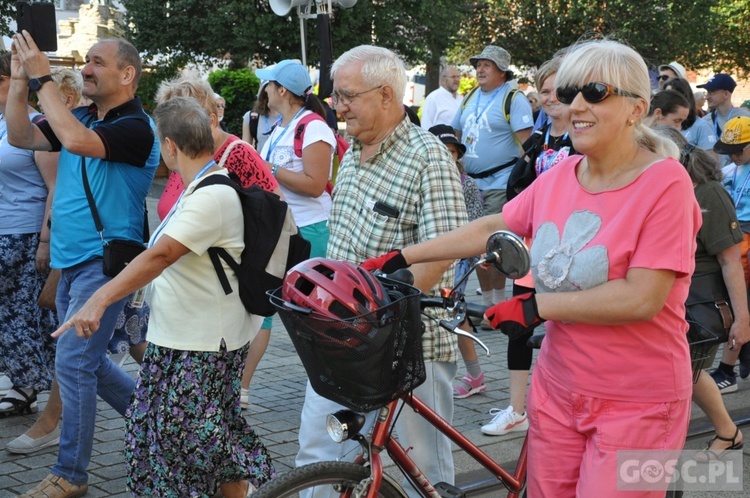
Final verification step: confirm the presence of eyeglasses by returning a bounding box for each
[331,85,383,107]
[657,75,670,82]
[556,82,640,105]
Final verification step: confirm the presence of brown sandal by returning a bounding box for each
[17,474,88,498]
[694,427,744,462]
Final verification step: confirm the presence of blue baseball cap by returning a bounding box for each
[697,74,737,92]
[255,60,312,97]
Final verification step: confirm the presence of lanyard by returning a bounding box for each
[715,106,735,138]
[264,114,281,134]
[264,107,305,161]
[730,164,750,208]
[474,86,503,118]
[150,159,216,247]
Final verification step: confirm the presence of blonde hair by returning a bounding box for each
[51,67,83,104]
[534,57,562,90]
[556,39,679,159]
[155,70,219,117]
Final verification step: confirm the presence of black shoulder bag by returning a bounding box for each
[81,156,147,277]
[506,128,545,201]
[685,271,733,378]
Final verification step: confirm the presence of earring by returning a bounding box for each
[627,119,635,126]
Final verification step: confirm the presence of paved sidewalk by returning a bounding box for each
[1,178,748,496]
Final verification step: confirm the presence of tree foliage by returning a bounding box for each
[450,0,749,76]
[208,67,259,135]
[0,0,24,41]
[119,0,472,76]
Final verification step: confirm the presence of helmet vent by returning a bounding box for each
[329,300,358,320]
[295,277,316,296]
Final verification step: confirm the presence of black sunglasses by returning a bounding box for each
[556,82,640,105]
[657,74,670,81]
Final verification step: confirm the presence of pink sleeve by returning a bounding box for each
[157,171,185,221]
[627,162,701,277]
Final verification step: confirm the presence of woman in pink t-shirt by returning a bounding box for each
[363,39,702,497]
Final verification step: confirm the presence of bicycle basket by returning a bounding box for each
[269,277,426,411]
[686,321,721,384]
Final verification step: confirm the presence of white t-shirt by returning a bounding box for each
[147,169,262,352]
[260,109,335,227]
[420,86,461,130]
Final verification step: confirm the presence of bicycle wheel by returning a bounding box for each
[251,461,408,498]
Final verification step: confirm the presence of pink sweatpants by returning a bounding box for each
[525,367,690,498]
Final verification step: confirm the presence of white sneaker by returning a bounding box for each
[481,405,529,436]
[240,388,250,410]
[0,373,11,398]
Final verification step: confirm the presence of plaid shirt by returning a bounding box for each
[328,116,468,363]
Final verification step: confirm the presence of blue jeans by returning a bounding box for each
[52,260,135,485]
[296,360,457,498]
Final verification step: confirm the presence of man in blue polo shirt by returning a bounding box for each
[7,33,159,498]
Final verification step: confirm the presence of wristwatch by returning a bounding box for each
[28,75,53,91]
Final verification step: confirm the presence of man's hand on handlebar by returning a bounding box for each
[361,249,409,274]
[485,293,545,340]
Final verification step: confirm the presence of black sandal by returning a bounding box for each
[0,387,38,417]
[694,427,744,462]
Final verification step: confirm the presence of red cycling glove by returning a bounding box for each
[485,293,544,340]
[360,249,409,274]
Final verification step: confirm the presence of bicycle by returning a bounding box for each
[253,230,532,498]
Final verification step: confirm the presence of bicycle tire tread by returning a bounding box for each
[251,461,407,497]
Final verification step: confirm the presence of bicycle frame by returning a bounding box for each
[350,393,528,498]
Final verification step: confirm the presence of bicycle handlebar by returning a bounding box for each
[421,298,491,357]
[381,269,492,356]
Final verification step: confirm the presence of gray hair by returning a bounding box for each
[440,66,458,79]
[652,125,722,184]
[97,39,142,89]
[556,39,679,159]
[331,45,407,102]
[153,97,214,159]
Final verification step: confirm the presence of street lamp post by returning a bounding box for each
[269,0,357,67]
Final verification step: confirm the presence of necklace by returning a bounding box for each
[581,153,641,192]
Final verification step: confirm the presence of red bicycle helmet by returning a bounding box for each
[282,258,391,320]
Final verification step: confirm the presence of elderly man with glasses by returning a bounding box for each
[294,45,468,498]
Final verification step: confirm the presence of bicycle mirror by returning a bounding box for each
[485,230,530,280]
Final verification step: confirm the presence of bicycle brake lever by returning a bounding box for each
[439,318,491,357]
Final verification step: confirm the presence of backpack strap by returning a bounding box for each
[195,174,242,295]
[506,89,526,150]
[294,112,326,157]
[217,138,250,168]
[503,89,519,122]
[249,112,259,143]
[460,86,479,111]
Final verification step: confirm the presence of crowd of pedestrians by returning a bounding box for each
[1,24,749,498]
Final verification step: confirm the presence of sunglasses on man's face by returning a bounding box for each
[556,82,640,105]
[657,74,671,82]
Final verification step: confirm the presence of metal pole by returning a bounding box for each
[299,14,307,66]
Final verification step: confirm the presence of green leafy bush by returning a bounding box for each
[208,68,260,136]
